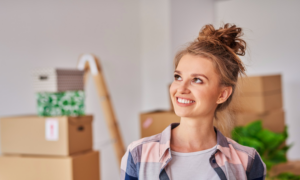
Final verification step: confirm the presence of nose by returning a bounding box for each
[177,80,191,94]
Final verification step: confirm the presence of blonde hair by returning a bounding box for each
[174,23,247,136]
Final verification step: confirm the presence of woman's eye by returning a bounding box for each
[174,74,182,81]
[193,78,202,83]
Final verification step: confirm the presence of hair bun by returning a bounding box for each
[198,23,246,56]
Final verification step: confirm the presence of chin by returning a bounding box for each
[174,108,194,118]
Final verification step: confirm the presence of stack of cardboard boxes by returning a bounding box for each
[0,68,100,180]
[231,74,300,176]
[231,74,285,133]
[0,116,100,180]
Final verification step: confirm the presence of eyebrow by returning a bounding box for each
[174,70,209,81]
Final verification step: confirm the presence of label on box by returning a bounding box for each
[143,117,153,129]
[45,118,59,141]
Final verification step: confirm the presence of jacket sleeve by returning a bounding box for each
[247,150,267,180]
[120,144,138,180]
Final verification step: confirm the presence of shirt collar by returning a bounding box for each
[158,122,232,161]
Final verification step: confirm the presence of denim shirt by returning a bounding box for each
[120,123,266,180]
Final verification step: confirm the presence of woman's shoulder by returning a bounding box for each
[225,137,266,176]
[126,133,162,154]
[226,136,258,158]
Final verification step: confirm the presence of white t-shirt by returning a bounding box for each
[168,145,220,180]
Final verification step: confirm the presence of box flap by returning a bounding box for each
[237,74,282,94]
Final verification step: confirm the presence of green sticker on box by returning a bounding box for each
[36,91,85,116]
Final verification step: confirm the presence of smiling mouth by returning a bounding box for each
[176,97,195,105]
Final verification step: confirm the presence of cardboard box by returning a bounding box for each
[0,151,100,180]
[140,111,180,138]
[32,68,84,93]
[270,160,300,176]
[0,115,93,156]
[234,108,285,133]
[237,74,282,94]
[230,74,282,113]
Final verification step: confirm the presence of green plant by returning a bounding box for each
[231,120,294,179]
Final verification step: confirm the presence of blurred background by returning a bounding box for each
[0,0,299,179]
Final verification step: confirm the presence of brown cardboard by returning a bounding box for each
[234,108,285,133]
[269,160,300,176]
[0,151,100,180]
[231,74,283,113]
[0,115,93,156]
[140,111,180,138]
[237,74,282,94]
[231,91,283,113]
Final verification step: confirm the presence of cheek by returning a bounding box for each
[193,86,219,102]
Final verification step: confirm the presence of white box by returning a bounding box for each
[33,68,84,92]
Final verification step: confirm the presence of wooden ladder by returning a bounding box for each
[78,54,125,165]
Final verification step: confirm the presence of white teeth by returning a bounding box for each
[177,98,194,104]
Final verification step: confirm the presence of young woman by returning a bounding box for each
[120,23,266,180]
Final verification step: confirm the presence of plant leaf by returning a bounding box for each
[243,120,263,137]
[237,136,265,155]
[256,129,285,150]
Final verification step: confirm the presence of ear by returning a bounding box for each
[216,86,232,104]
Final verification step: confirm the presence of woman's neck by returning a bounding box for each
[170,116,217,153]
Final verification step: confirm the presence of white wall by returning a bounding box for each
[140,0,172,112]
[0,1,141,180]
[215,0,300,160]
[171,0,214,58]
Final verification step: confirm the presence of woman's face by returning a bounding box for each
[170,54,229,118]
